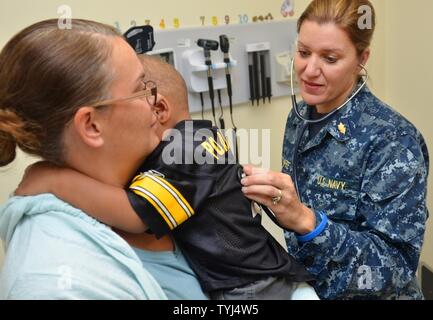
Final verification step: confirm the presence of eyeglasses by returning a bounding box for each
[89,80,157,108]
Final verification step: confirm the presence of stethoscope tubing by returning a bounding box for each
[289,57,368,196]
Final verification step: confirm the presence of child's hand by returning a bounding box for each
[15,161,62,196]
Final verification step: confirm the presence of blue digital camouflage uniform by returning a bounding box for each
[282,83,429,300]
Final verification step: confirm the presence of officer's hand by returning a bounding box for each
[241,165,316,235]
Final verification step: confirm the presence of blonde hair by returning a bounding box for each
[0,19,121,166]
[298,0,376,55]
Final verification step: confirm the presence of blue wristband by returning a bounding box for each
[296,211,328,242]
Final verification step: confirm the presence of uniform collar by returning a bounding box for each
[290,82,370,143]
[328,83,370,141]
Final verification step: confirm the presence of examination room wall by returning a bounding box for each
[0,0,431,285]
[383,0,433,272]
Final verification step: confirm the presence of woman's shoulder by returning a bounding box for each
[358,90,428,168]
[0,194,167,300]
[1,194,117,258]
[1,194,109,242]
[0,194,129,270]
[360,90,422,140]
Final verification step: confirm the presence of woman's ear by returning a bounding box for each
[359,48,371,69]
[73,107,105,148]
[152,94,171,125]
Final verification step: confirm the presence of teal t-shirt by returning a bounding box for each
[134,246,208,300]
[0,194,207,299]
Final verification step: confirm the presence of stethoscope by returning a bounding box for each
[289,57,369,197]
[253,58,369,229]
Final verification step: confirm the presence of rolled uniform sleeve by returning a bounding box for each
[286,133,428,299]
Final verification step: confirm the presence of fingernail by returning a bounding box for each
[241,178,246,185]
[241,187,247,193]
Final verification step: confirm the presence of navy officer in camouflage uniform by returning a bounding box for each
[241,0,429,299]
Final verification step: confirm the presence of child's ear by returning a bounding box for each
[152,94,171,125]
[73,107,105,148]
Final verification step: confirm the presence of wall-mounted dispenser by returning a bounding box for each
[275,51,291,84]
[275,51,299,90]
[246,42,272,106]
[147,48,176,67]
[182,48,237,94]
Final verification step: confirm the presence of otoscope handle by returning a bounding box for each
[204,50,212,66]
[207,74,215,109]
[225,73,233,97]
[207,74,216,125]
[220,118,225,130]
[208,75,214,98]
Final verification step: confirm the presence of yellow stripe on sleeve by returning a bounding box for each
[129,173,195,229]
[129,186,175,230]
[152,175,194,216]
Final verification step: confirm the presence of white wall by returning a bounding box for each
[383,0,433,270]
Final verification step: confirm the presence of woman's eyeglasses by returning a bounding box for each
[89,80,157,108]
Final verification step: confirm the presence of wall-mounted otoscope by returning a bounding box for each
[220,34,238,162]
[197,39,219,126]
[220,35,232,111]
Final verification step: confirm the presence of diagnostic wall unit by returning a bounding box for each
[148,20,298,114]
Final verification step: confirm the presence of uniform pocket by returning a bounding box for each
[307,174,361,221]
